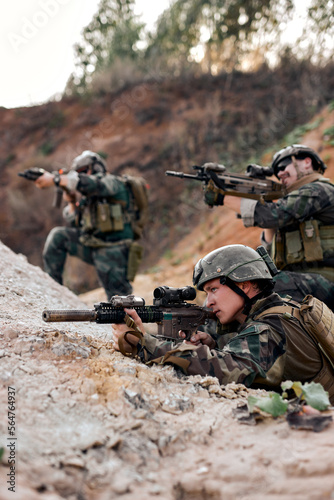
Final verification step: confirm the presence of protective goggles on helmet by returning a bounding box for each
[275,156,292,173]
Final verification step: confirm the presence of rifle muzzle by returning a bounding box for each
[42,310,97,322]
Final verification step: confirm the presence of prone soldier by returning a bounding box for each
[112,244,334,404]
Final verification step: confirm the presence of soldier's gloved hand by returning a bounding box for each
[246,164,274,179]
[203,181,225,207]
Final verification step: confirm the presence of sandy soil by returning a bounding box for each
[0,240,334,500]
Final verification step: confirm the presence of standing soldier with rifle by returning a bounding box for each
[32,150,148,299]
[167,145,334,310]
[219,145,334,310]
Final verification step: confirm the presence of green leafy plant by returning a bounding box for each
[281,381,330,411]
[248,380,330,417]
[248,381,330,418]
[323,125,334,145]
[248,392,289,417]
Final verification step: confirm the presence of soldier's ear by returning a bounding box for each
[306,157,314,169]
[301,157,314,174]
[239,281,253,293]
[237,281,247,291]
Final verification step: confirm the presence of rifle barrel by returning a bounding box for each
[42,310,97,322]
[165,171,200,180]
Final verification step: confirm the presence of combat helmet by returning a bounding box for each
[193,245,277,313]
[71,150,107,174]
[271,144,326,177]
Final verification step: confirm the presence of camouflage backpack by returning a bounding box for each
[255,295,334,367]
[255,294,334,401]
[123,175,149,240]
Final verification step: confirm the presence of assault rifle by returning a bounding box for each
[42,285,216,341]
[18,167,69,208]
[166,163,284,205]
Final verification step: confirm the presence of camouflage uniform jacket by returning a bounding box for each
[240,177,334,230]
[137,293,329,394]
[64,172,134,242]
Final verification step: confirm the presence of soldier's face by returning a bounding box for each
[277,157,313,187]
[277,161,298,187]
[204,278,245,324]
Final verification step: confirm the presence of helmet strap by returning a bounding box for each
[220,277,274,316]
[291,155,304,180]
[220,276,251,314]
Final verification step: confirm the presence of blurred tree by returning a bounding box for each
[66,0,144,94]
[303,0,334,62]
[66,0,334,96]
[308,0,334,36]
[145,0,294,74]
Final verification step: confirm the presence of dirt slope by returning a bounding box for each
[0,239,334,500]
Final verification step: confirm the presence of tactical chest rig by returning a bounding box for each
[76,175,148,281]
[80,196,127,235]
[78,174,148,239]
[272,176,334,274]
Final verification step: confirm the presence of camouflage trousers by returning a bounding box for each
[42,226,133,299]
[273,270,334,311]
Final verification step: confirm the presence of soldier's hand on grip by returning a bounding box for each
[203,180,225,207]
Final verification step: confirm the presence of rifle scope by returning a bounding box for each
[153,285,196,304]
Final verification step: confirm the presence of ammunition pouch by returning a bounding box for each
[127,241,143,281]
[284,230,303,265]
[272,221,334,269]
[81,201,125,235]
[96,202,124,232]
[300,220,323,262]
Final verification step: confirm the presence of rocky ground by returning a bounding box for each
[0,239,334,500]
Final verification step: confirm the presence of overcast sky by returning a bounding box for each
[1,0,310,110]
[0,0,170,109]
